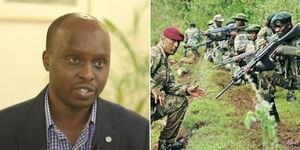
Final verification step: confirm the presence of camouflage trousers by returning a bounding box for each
[151,94,188,144]
[257,71,300,121]
[258,71,300,99]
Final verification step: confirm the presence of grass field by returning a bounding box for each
[151,47,300,149]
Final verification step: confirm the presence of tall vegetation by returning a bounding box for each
[103,2,149,117]
[152,0,300,45]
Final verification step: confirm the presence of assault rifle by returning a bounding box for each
[202,25,247,35]
[212,50,257,69]
[215,23,300,99]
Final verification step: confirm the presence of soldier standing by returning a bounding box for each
[253,12,300,122]
[151,26,206,150]
[183,23,201,59]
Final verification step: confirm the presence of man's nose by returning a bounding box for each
[275,27,280,32]
[78,63,95,81]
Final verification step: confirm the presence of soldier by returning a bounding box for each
[257,13,297,101]
[183,23,201,59]
[257,13,277,44]
[232,13,249,53]
[225,13,248,78]
[237,25,262,62]
[208,20,214,27]
[203,14,225,62]
[151,26,206,150]
[253,12,300,122]
[231,25,261,86]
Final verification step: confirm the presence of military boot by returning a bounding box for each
[168,138,185,150]
[286,90,297,101]
[157,140,168,150]
[266,98,280,123]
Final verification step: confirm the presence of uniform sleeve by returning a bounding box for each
[278,45,300,56]
[234,34,248,54]
[257,27,267,40]
[164,74,190,96]
[150,49,161,89]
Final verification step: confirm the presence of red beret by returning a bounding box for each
[162,26,184,41]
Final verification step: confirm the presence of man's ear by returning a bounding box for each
[160,36,166,44]
[42,50,50,71]
[288,22,292,28]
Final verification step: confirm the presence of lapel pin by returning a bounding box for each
[105,136,112,143]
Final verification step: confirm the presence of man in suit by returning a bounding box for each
[0,13,149,150]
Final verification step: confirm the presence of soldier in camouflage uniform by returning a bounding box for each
[253,12,300,122]
[208,20,214,27]
[203,14,225,62]
[231,25,261,86]
[183,23,201,59]
[257,13,276,44]
[151,26,206,150]
[257,13,297,101]
[225,13,248,81]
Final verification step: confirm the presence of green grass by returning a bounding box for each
[151,0,300,148]
[276,88,300,131]
[181,52,259,149]
[151,49,261,149]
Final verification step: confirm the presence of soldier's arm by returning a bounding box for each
[234,34,248,54]
[276,45,300,56]
[165,74,190,96]
[150,49,161,89]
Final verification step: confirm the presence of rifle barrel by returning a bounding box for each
[215,81,234,99]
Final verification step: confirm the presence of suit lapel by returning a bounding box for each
[17,87,48,150]
[92,98,120,150]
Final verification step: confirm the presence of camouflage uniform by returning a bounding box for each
[223,13,248,72]
[256,35,300,121]
[257,21,298,101]
[204,15,225,62]
[151,44,190,146]
[257,26,274,43]
[183,26,200,57]
[255,13,300,122]
[233,25,261,86]
[205,23,225,62]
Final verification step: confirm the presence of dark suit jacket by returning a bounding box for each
[0,87,149,150]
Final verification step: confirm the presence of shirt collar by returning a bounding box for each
[157,43,167,59]
[44,87,97,130]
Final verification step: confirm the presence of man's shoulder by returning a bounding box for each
[151,45,163,59]
[258,27,268,36]
[98,98,148,125]
[0,99,35,122]
[0,98,36,145]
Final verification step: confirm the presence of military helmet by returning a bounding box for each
[208,20,214,25]
[232,13,248,22]
[245,24,261,33]
[266,13,277,22]
[213,14,224,22]
[271,12,292,26]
